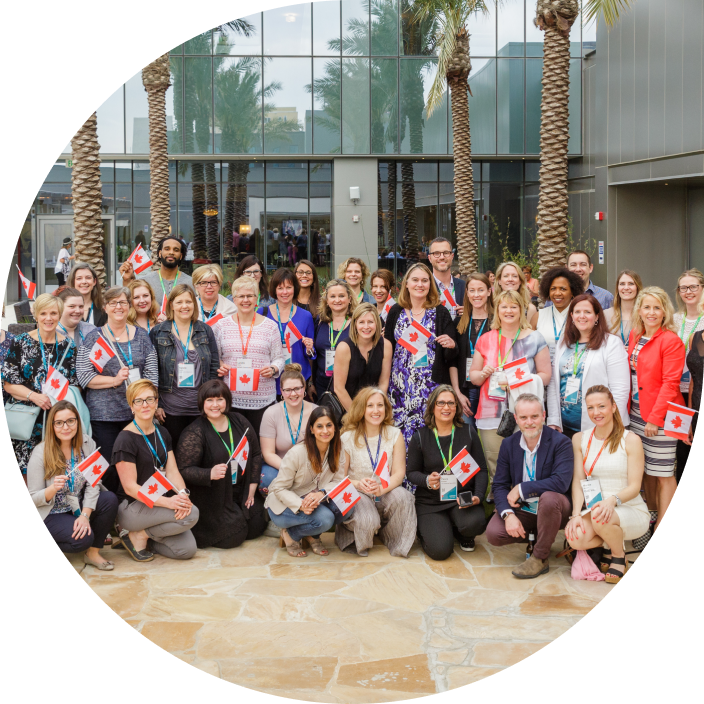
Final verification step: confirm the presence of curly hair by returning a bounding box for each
[337,257,370,285]
[538,267,584,303]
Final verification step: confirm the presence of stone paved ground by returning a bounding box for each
[69,532,616,701]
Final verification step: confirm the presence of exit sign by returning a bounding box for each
[65,159,73,168]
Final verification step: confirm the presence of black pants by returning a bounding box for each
[91,420,129,493]
[162,413,198,451]
[211,501,268,549]
[44,491,119,552]
[417,504,486,561]
[56,272,66,286]
[237,403,274,436]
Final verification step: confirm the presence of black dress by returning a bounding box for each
[175,412,267,548]
[678,330,704,482]
[452,317,491,395]
[339,337,385,399]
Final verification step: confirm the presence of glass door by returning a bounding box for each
[37,217,74,293]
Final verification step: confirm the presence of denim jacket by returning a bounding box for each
[149,320,220,394]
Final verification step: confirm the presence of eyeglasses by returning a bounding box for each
[297,270,313,278]
[53,418,77,429]
[235,294,257,301]
[429,250,453,258]
[282,386,305,395]
[197,280,219,288]
[243,269,262,277]
[679,285,701,293]
[133,396,157,407]
[435,400,457,408]
[106,301,129,309]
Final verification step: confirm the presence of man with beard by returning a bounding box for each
[427,237,464,320]
[486,393,573,579]
[119,237,194,305]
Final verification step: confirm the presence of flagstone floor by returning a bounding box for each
[70,532,615,701]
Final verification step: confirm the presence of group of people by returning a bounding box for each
[6,234,700,582]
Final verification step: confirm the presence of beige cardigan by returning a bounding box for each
[265,443,346,515]
[27,435,102,521]
[197,294,237,322]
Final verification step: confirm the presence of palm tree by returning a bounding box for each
[534,0,632,274]
[71,113,105,285]
[413,0,489,275]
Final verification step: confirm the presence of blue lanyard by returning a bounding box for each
[552,308,566,344]
[363,432,382,470]
[172,321,193,357]
[276,302,295,344]
[132,420,168,469]
[67,448,76,493]
[524,451,537,482]
[620,319,627,345]
[58,323,84,346]
[85,302,94,324]
[468,316,487,356]
[38,332,57,373]
[283,402,304,445]
[199,299,217,321]
[107,325,133,367]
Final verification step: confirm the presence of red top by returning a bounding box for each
[627,327,685,426]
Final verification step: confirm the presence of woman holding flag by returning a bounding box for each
[3,294,78,475]
[127,280,161,332]
[407,386,488,558]
[113,379,198,562]
[68,263,107,326]
[336,388,414,557]
[176,379,266,549]
[192,264,237,323]
[494,262,538,321]
[27,400,118,569]
[76,287,158,493]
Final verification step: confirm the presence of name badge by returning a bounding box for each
[631,374,639,401]
[239,358,252,368]
[283,347,292,366]
[127,366,141,385]
[681,370,691,384]
[466,355,473,382]
[564,376,581,405]
[580,478,603,510]
[488,371,507,400]
[413,347,429,368]
[231,460,238,485]
[440,474,458,501]
[177,362,195,388]
[521,497,539,515]
[325,349,335,376]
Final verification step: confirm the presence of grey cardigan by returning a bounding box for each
[28,435,101,521]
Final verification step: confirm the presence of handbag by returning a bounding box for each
[318,374,344,425]
[4,401,41,441]
[496,408,516,438]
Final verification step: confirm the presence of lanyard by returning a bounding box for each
[433,427,455,471]
[210,418,234,457]
[329,319,348,350]
[158,270,179,298]
[85,302,94,324]
[107,324,133,367]
[38,332,57,373]
[363,431,383,471]
[356,290,364,302]
[552,308,566,344]
[572,342,587,377]
[468,316,487,356]
[496,328,521,369]
[58,322,84,346]
[619,319,627,345]
[199,299,217,321]
[679,315,703,352]
[132,420,168,469]
[172,321,193,357]
[524,450,537,482]
[67,447,76,493]
[276,302,295,344]
[582,428,608,478]
[284,402,304,445]
[236,313,255,357]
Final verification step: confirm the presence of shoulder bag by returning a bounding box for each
[318,373,345,426]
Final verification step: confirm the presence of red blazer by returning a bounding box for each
[627,328,685,426]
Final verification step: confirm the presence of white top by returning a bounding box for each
[55,248,70,274]
[197,294,237,323]
[341,426,401,483]
[536,306,568,362]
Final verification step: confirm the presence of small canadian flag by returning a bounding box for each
[327,476,361,516]
[137,471,174,508]
[373,451,390,489]
[76,449,110,487]
[16,265,36,299]
[160,293,168,317]
[127,244,152,275]
[398,319,433,355]
[206,313,225,327]
[285,320,303,347]
[229,368,260,392]
[664,402,696,441]
[442,288,457,310]
[381,296,394,321]
[504,357,531,390]
[231,431,249,473]
[42,365,69,401]
[446,446,481,486]
[89,337,116,372]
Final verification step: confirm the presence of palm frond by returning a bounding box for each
[583,0,633,28]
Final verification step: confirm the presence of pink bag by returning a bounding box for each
[571,549,605,581]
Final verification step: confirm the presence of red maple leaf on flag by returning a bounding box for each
[409,331,418,342]
[134,254,142,263]
[92,465,102,476]
[285,332,291,346]
[460,462,470,475]
[240,374,251,384]
[51,378,60,389]
[94,349,102,360]
[147,483,158,495]
[671,415,683,429]
[242,450,248,461]
[514,368,525,380]
[343,491,352,504]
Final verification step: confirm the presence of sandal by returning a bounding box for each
[121,533,154,562]
[557,539,576,565]
[303,536,329,556]
[600,547,613,573]
[279,529,306,558]
[605,556,628,584]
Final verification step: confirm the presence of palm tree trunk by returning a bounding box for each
[387,161,397,267]
[142,53,172,265]
[205,162,220,262]
[401,162,419,261]
[191,163,207,259]
[71,112,105,286]
[535,1,579,275]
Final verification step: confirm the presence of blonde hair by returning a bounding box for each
[34,293,62,318]
[491,290,530,331]
[127,280,159,327]
[318,279,358,323]
[280,363,306,388]
[631,286,676,335]
[126,379,158,406]
[192,263,224,288]
[397,263,440,310]
[495,262,531,309]
[231,275,259,299]
[348,303,382,347]
[43,401,83,479]
[609,269,643,336]
[337,257,370,285]
[167,283,199,322]
[675,268,704,314]
[584,385,626,455]
[341,388,394,448]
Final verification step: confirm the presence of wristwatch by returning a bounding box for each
[81,511,90,519]
[178,488,191,496]
[614,494,622,507]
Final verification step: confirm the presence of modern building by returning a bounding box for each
[6,0,702,304]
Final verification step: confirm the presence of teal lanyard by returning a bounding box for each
[433,427,455,472]
[468,316,487,356]
[276,302,294,345]
[210,418,234,457]
[132,421,168,469]
[67,448,76,493]
[84,302,94,324]
[58,323,84,345]
[284,402,304,445]
[199,299,216,321]
[107,325,133,367]
[172,321,193,357]
[38,332,57,373]
[524,450,537,482]
[619,319,626,345]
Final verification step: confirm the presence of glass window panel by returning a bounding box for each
[266,162,309,181]
[264,4,312,56]
[523,182,539,246]
[115,162,132,183]
[310,161,333,180]
[46,163,73,182]
[525,58,542,153]
[525,160,540,181]
[168,57,181,153]
[379,162,389,181]
[497,58,524,154]
[185,30,212,55]
[100,161,115,183]
[133,162,150,182]
[483,161,522,181]
[96,85,125,153]
[438,182,457,251]
[222,161,265,181]
[313,58,341,154]
[222,180,266,275]
[400,0,438,56]
[483,182,522,270]
[116,184,132,209]
[266,183,309,268]
[309,185,332,275]
[396,162,437,180]
[116,214,132,268]
[342,58,370,153]
[263,58,312,154]
[371,58,398,154]
[439,162,452,180]
[467,4,496,56]
[125,70,149,154]
[342,0,369,56]
[526,7,543,57]
[170,44,183,55]
[214,56,263,154]
[582,10,596,55]
[568,58,581,154]
[310,183,332,198]
[184,57,213,154]
[497,0,525,56]
[413,182,438,252]
[214,14,262,55]
[101,184,115,214]
[400,59,447,154]
[313,1,340,55]
[176,180,219,264]
[37,184,73,214]
[371,0,398,56]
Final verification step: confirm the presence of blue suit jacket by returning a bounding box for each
[452,276,465,306]
[493,426,574,517]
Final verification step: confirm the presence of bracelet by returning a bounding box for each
[27,391,33,401]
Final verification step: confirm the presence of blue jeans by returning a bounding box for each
[259,463,279,497]
[267,504,337,542]
[462,387,480,430]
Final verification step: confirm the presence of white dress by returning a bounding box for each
[579,430,649,540]
[536,305,568,364]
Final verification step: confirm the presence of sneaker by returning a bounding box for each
[459,537,475,552]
